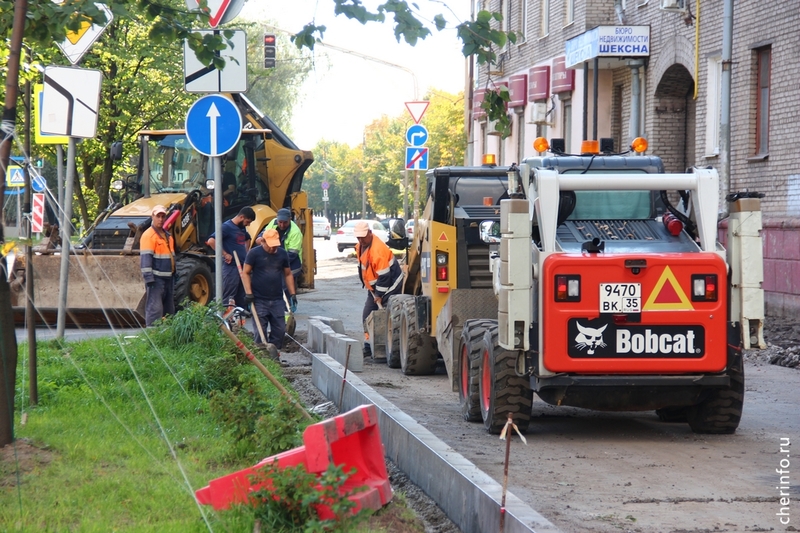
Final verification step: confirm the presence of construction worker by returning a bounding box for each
[354,220,404,357]
[205,206,255,308]
[140,205,175,326]
[241,228,298,348]
[261,208,303,281]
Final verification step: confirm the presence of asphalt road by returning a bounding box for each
[304,237,800,533]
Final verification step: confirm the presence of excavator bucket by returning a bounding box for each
[13,253,147,327]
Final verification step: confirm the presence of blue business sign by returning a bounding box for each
[185,94,242,157]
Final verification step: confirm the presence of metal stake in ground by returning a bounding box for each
[498,412,528,532]
[338,344,351,412]
[217,316,312,421]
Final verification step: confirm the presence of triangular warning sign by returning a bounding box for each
[405,101,430,124]
[643,266,694,311]
[438,232,448,241]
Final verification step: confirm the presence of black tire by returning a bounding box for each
[386,295,412,369]
[686,342,745,434]
[478,322,532,434]
[174,257,213,309]
[337,244,345,252]
[656,406,688,422]
[459,320,492,422]
[324,236,330,241]
[398,297,438,375]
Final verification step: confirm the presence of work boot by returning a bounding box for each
[363,343,372,359]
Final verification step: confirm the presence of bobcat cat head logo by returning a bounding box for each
[575,322,608,355]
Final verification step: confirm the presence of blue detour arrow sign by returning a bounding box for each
[185,94,242,157]
[406,124,429,147]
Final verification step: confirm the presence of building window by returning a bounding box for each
[755,46,770,156]
[520,0,528,43]
[516,110,526,162]
[705,55,722,156]
[565,0,574,25]
[540,0,549,38]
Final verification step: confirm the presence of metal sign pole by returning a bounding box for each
[56,136,76,339]
[214,156,223,304]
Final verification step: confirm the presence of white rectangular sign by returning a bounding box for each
[184,29,248,93]
[565,25,650,68]
[41,66,103,138]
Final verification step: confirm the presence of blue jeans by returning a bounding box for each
[145,276,175,327]
[252,298,286,348]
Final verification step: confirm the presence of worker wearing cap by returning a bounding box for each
[140,205,176,326]
[355,220,404,357]
[241,228,297,348]
[205,206,255,308]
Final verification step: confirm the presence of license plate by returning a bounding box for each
[600,283,641,313]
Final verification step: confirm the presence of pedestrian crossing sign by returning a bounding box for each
[5,165,24,188]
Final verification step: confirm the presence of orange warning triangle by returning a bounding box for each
[438,232,448,241]
[643,266,694,311]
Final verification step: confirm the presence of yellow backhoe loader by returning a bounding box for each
[11,93,315,327]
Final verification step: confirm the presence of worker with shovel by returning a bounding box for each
[205,206,255,308]
[354,220,404,358]
[241,228,297,349]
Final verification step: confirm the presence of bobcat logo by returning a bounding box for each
[575,322,608,355]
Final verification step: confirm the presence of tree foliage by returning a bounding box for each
[306,90,465,220]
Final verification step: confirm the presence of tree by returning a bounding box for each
[0,0,513,447]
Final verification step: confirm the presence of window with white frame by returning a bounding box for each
[520,0,528,43]
[540,0,549,38]
[565,0,574,25]
[705,55,722,156]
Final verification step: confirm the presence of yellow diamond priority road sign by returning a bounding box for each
[56,3,114,65]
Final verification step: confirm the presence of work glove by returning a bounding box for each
[289,295,298,313]
[245,294,255,306]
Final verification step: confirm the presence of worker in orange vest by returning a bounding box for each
[354,221,404,358]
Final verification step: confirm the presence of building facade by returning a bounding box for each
[470,0,800,315]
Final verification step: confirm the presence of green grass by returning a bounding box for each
[0,309,306,532]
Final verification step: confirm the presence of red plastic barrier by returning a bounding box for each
[195,404,392,518]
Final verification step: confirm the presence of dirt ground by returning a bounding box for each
[289,238,800,533]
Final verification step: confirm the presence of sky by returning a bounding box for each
[236,0,470,148]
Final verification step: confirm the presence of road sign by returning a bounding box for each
[405,101,430,124]
[33,84,68,145]
[185,0,234,28]
[56,3,113,65]
[185,94,242,157]
[32,193,45,233]
[32,174,47,193]
[6,165,24,188]
[41,66,103,138]
[405,147,429,171]
[406,124,429,147]
[321,181,329,190]
[184,30,247,93]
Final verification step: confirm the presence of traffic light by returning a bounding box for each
[264,34,276,68]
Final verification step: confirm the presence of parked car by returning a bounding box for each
[335,219,389,252]
[405,219,415,238]
[313,216,331,239]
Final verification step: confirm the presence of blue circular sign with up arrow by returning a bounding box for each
[406,124,428,147]
[185,94,242,157]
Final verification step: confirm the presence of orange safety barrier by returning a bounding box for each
[195,404,392,518]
